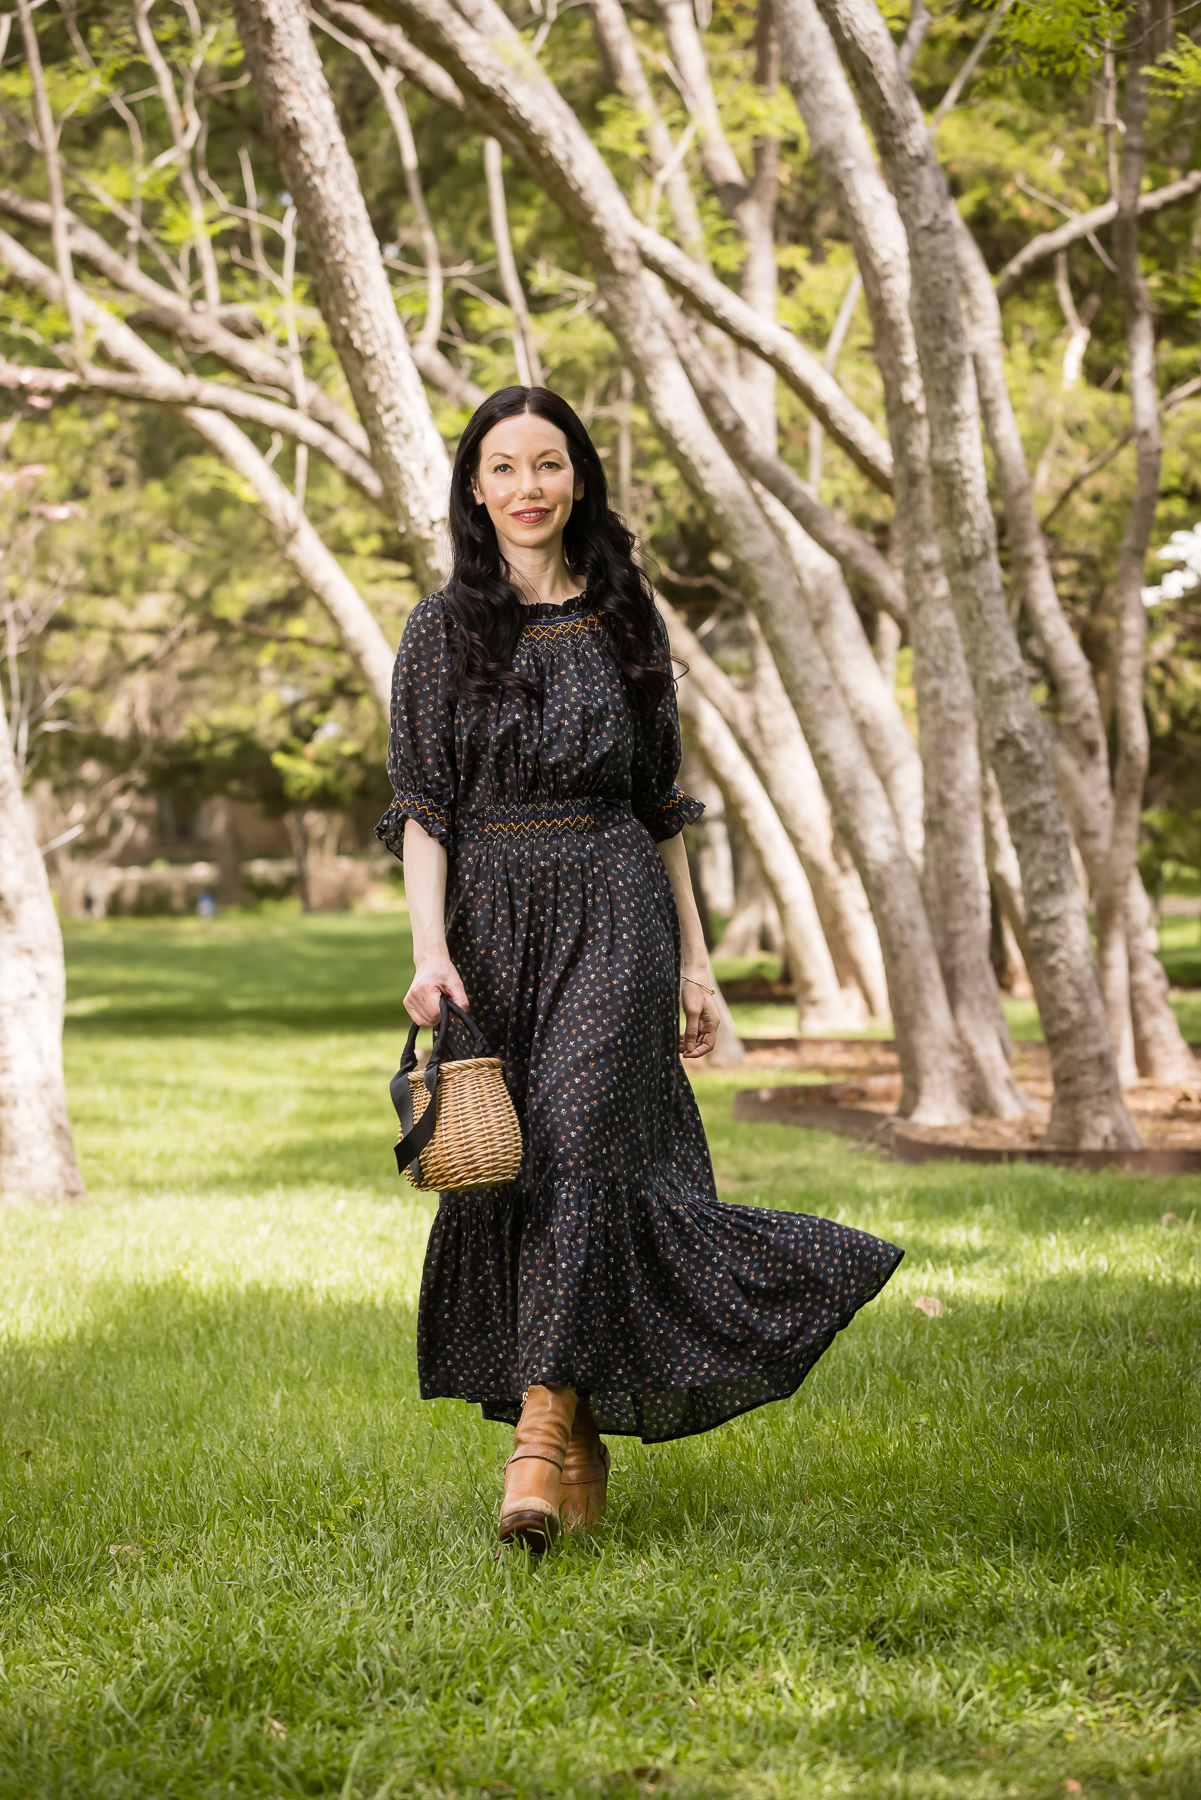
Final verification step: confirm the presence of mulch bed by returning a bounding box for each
[733,1038,1201,1174]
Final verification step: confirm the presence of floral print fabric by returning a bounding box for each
[378,594,903,1442]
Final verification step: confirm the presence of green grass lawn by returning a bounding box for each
[0,913,1197,1798]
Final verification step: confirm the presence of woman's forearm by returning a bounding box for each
[403,819,450,960]
[655,832,709,974]
[402,820,469,1023]
[656,831,718,1058]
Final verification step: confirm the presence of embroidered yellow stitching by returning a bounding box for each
[395,794,451,832]
[480,811,597,836]
[520,610,603,646]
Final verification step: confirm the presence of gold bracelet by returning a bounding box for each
[681,975,716,997]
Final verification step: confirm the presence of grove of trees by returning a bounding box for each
[3,0,1201,1196]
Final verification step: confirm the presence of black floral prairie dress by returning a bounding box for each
[377,592,902,1443]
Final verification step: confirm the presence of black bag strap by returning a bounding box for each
[390,995,492,1180]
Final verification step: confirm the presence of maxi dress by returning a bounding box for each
[377,592,903,1443]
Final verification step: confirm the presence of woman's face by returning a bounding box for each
[470,412,584,559]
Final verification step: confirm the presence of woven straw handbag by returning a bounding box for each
[389,996,523,1192]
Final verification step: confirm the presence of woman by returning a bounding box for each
[377,386,902,1551]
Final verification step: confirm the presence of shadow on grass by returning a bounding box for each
[63,914,416,1038]
[66,1000,410,1036]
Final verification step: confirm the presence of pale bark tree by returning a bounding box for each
[777,0,1023,1116]
[813,0,1136,1148]
[949,115,1196,1091]
[0,682,86,1201]
[655,0,779,440]
[231,0,452,589]
[1096,1,1163,1082]
[677,676,867,1032]
[661,598,888,1021]
[484,138,544,387]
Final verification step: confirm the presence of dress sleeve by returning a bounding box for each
[375,595,458,860]
[629,609,706,843]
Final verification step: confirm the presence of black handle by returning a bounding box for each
[390,996,491,1181]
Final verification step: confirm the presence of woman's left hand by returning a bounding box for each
[679,969,720,1060]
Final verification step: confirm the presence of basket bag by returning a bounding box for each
[390,995,524,1192]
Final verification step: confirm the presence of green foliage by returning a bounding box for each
[0,915,1192,1797]
[1149,32,1201,96]
[999,0,1133,76]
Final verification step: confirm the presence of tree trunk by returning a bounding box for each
[1127,869,1195,1082]
[682,757,736,921]
[291,809,314,914]
[0,687,86,1202]
[656,0,780,442]
[754,487,926,871]
[776,0,1022,1116]
[713,842,782,960]
[815,0,1136,1148]
[1097,1,1158,1088]
[663,597,888,1019]
[206,798,244,907]
[665,312,906,622]
[232,0,451,590]
[679,682,865,1032]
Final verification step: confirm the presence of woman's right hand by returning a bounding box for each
[404,952,469,1026]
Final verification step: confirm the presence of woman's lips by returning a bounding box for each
[510,508,551,522]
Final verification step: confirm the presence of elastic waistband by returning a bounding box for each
[457,799,633,842]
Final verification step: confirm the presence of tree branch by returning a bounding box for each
[484,136,543,385]
[995,169,1201,299]
[629,218,893,490]
[16,0,84,363]
[657,297,905,621]
[231,0,451,588]
[0,186,374,453]
[133,0,223,309]
[0,357,385,503]
[314,0,467,110]
[0,228,396,710]
[590,0,706,255]
[309,6,444,353]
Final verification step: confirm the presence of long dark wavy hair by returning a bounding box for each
[444,386,671,717]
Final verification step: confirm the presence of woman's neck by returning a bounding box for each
[498,537,581,607]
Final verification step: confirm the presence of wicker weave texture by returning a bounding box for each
[401,1056,523,1191]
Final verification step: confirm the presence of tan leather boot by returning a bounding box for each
[498,1384,577,1552]
[560,1396,610,1528]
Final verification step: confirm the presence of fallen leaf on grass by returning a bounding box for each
[108,1545,138,1557]
[1063,1782,1082,1795]
[18,1449,32,1460]
[914,1296,945,1318]
[1161,1212,1179,1226]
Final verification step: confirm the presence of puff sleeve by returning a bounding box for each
[374,595,458,860]
[629,610,705,843]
